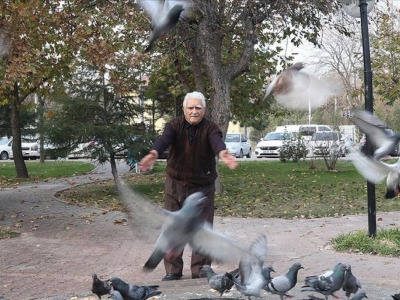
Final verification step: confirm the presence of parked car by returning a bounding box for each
[0,137,11,160]
[225,133,251,158]
[0,137,40,160]
[255,131,297,158]
[310,131,346,157]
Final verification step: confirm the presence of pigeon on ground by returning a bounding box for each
[263,62,339,110]
[342,264,362,299]
[392,294,400,300]
[301,262,347,300]
[109,289,124,300]
[261,264,275,291]
[91,274,111,299]
[137,0,192,52]
[202,265,239,297]
[350,289,368,300]
[143,192,248,272]
[109,277,161,300]
[350,109,400,160]
[265,262,304,299]
[226,235,268,299]
[348,150,400,199]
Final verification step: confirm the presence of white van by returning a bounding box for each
[298,124,334,141]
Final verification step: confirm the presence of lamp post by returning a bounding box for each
[338,0,376,237]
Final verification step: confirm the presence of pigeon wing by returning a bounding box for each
[351,109,390,148]
[190,223,248,263]
[348,150,395,184]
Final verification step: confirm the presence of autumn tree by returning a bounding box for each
[0,1,142,178]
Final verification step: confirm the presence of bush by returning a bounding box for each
[279,134,308,162]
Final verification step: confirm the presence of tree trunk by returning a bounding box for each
[11,97,29,178]
[109,154,121,192]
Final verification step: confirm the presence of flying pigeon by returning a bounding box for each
[350,289,368,300]
[350,109,400,160]
[265,262,304,299]
[392,294,400,300]
[227,235,268,299]
[301,262,347,300]
[143,192,249,271]
[202,265,239,297]
[263,62,339,110]
[261,264,275,291]
[348,149,400,199]
[342,264,362,299]
[109,277,162,300]
[109,289,124,300]
[91,274,111,299]
[137,0,192,52]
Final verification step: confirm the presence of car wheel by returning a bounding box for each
[0,151,9,160]
[238,149,244,158]
[246,149,251,158]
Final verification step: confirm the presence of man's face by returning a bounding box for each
[183,98,205,125]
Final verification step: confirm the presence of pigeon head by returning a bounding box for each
[108,277,127,290]
[182,192,206,212]
[169,4,184,19]
[92,274,99,281]
[290,262,304,271]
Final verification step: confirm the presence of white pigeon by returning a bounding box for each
[263,62,340,110]
[143,192,249,271]
[350,109,400,160]
[137,0,192,52]
[227,235,268,299]
[348,149,400,199]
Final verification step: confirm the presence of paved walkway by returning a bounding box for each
[0,160,399,299]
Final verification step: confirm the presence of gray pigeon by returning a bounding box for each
[342,264,362,299]
[348,150,400,199]
[109,289,124,300]
[202,265,239,297]
[91,274,111,299]
[143,192,248,272]
[263,62,339,110]
[350,289,368,300]
[226,235,268,299]
[301,262,347,300]
[350,109,400,160]
[266,262,304,299]
[109,277,161,300]
[392,294,400,300]
[261,264,275,291]
[137,0,192,52]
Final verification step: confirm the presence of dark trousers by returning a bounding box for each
[163,175,215,277]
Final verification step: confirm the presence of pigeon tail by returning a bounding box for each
[143,248,165,271]
[226,272,245,293]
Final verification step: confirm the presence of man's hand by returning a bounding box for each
[139,150,158,172]
[219,149,237,169]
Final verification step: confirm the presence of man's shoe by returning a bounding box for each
[191,273,207,279]
[162,273,183,281]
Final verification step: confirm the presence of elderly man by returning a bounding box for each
[139,91,237,281]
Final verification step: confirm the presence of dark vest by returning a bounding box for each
[166,117,219,187]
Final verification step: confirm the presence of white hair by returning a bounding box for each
[183,91,206,107]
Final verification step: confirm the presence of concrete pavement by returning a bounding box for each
[0,160,399,299]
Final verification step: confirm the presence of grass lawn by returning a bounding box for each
[2,158,400,255]
[0,160,95,188]
[57,159,400,219]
